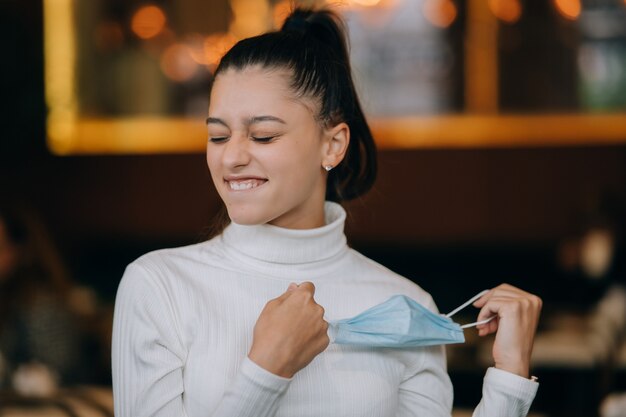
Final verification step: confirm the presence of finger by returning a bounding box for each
[297,281,316,296]
[476,315,499,336]
[477,294,540,325]
[483,317,499,335]
[473,286,526,308]
[496,283,531,296]
[472,288,493,308]
[275,283,299,301]
[475,296,509,322]
[490,283,531,300]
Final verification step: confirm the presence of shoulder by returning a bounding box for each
[133,239,217,272]
[345,248,438,312]
[116,239,218,299]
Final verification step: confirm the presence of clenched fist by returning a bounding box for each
[248,282,329,378]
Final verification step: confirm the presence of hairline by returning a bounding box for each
[214,63,334,128]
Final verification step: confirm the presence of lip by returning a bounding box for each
[224,175,267,181]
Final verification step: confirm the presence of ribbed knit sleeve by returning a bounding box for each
[112,263,292,417]
[472,367,539,417]
[112,264,188,416]
[211,357,291,415]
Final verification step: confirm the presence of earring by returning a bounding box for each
[324,165,333,172]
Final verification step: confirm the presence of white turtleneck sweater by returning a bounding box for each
[112,202,538,417]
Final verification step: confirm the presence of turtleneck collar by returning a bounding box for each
[220,202,348,265]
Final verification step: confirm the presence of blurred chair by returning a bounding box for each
[598,286,626,417]
[452,410,546,417]
[0,387,113,417]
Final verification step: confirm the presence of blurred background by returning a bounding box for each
[1,0,626,416]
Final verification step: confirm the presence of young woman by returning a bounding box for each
[112,8,542,417]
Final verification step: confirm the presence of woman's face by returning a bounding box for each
[206,66,342,229]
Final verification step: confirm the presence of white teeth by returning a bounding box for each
[228,179,264,190]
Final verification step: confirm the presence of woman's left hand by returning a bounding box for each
[473,283,542,378]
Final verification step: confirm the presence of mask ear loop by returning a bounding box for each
[444,289,497,329]
[460,316,496,329]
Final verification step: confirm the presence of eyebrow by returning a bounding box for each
[205,115,287,127]
[205,117,228,127]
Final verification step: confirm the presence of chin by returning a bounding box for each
[226,204,274,226]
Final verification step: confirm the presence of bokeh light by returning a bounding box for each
[160,43,199,82]
[351,0,382,6]
[131,5,167,40]
[185,33,207,65]
[488,0,522,24]
[184,32,237,71]
[202,33,238,70]
[229,0,271,39]
[272,0,292,29]
[423,0,457,28]
[553,0,581,20]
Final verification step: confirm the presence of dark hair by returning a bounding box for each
[212,7,377,202]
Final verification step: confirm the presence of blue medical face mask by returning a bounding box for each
[328,290,494,348]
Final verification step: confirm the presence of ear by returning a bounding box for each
[321,122,350,170]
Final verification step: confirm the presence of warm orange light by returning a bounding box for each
[229,0,271,38]
[553,0,581,20]
[488,0,522,23]
[44,0,78,154]
[423,0,457,28]
[160,44,199,82]
[185,34,207,64]
[272,0,292,29]
[131,5,166,40]
[198,33,238,70]
[334,0,400,11]
[351,0,382,6]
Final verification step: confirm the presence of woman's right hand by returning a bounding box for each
[248,282,329,378]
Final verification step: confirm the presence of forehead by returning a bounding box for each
[209,66,317,117]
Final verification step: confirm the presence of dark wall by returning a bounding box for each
[346,147,626,245]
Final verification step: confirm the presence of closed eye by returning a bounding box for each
[209,136,229,143]
[252,135,278,143]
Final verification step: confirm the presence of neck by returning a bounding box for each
[220,201,348,265]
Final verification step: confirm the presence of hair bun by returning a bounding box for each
[281,9,312,34]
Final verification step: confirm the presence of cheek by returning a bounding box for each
[273,140,322,186]
[205,150,225,193]
[206,149,220,176]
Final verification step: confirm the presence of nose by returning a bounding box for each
[221,133,251,169]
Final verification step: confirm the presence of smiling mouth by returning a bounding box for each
[227,179,267,191]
